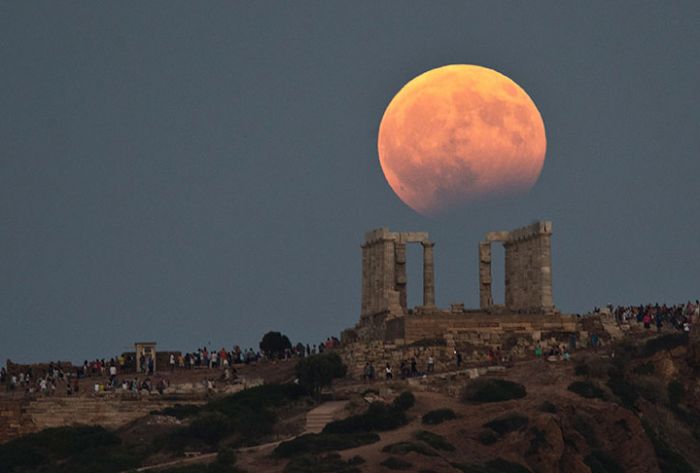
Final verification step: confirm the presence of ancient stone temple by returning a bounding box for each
[344,221,572,345]
[340,221,579,377]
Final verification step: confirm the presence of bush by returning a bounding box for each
[667,380,685,407]
[422,408,457,425]
[477,430,499,445]
[568,381,605,400]
[632,362,655,375]
[483,413,529,436]
[574,357,610,378]
[283,453,361,473]
[156,403,202,419]
[415,430,455,451]
[642,420,694,473]
[607,377,639,410]
[322,401,406,434]
[380,456,413,470]
[382,441,438,456]
[259,331,292,359]
[462,378,526,403]
[641,333,688,357]
[0,425,124,472]
[574,363,589,376]
[188,412,232,444]
[539,401,558,413]
[526,427,548,456]
[573,415,599,448]
[391,391,415,411]
[584,450,624,473]
[295,352,347,399]
[273,432,379,457]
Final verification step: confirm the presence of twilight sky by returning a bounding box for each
[1,2,699,364]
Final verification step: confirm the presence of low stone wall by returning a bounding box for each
[0,395,204,444]
[341,313,586,379]
[386,311,578,344]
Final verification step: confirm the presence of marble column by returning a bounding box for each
[479,241,493,310]
[422,240,435,307]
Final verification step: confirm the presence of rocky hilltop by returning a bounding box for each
[0,331,699,473]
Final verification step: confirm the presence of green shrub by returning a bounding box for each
[295,352,347,398]
[60,444,148,473]
[573,415,599,448]
[538,401,558,413]
[174,383,307,446]
[667,380,685,407]
[526,427,548,456]
[156,403,202,419]
[322,401,406,434]
[380,456,413,470]
[205,383,306,418]
[574,358,610,378]
[415,430,455,451]
[607,377,639,409]
[477,430,499,445]
[462,378,526,403]
[188,412,231,444]
[283,453,361,473]
[632,362,655,375]
[0,425,123,472]
[584,450,624,473]
[641,333,688,357]
[382,441,437,456]
[568,381,605,400]
[347,455,365,465]
[483,414,529,436]
[273,432,379,457]
[642,420,694,473]
[392,391,416,411]
[422,408,457,425]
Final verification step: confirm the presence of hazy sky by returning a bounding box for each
[2,2,699,364]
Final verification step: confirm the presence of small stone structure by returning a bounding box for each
[479,221,554,313]
[135,342,157,373]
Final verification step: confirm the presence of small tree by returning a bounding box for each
[295,352,347,399]
[259,331,292,359]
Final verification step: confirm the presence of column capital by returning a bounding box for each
[421,240,435,248]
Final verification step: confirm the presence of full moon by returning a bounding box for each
[378,64,546,215]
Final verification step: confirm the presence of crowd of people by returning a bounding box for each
[1,336,342,398]
[594,300,699,332]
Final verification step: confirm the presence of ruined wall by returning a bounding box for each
[385,311,577,345]
[0,396,204,444]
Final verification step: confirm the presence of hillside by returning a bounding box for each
[1,332,698,473]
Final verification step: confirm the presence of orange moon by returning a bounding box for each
[378,64,546,215]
